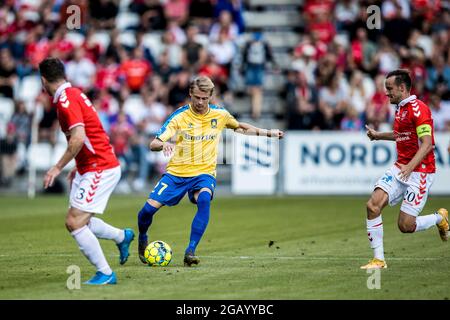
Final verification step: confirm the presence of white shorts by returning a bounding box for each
[69,166,121,214]
[374,165,434,217]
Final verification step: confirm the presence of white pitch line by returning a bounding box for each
[0,254,444,261]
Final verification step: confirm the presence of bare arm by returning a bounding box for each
[44,126,85,188]
[150,137,175,157]
[365,125,395,141]
[234,122,284,139]
[398,135,433,181]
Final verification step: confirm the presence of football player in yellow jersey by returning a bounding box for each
[137,76,284,266]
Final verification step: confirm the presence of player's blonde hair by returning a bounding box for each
[190,76,215,96]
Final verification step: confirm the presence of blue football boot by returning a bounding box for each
[117,228,135,265]
[84,271,117,285]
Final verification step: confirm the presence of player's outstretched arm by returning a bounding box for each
[365,125,394,141]
[44,125,85,188]
[234,122,284,139]
[150,137,175,157]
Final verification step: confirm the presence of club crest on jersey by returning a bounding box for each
[400,110,408,120]
[188,122,194,129]
[211,119,217,129]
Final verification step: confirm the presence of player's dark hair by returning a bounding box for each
[386,69,412,91]
[38,57,66,83]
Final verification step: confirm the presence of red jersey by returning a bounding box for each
[53,83,119,174]
[393,95,435,173]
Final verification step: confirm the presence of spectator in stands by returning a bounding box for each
[242,31,277,120]
[188,0,214,34]
[382,0,412,47]
[148,75,169,106]
[65,47,96,93]
[429,94,450,132]
[373,36,400,75]
[0,47,16,98]
[341,106,363,131]
[0,122,17,187]
[426,54,450,100]
[119,47,152,93]
[348,27,378,76]
[9,100,31,147]
[9,100,30,173]
[318,72,349,129]
[181,24,206,73]
[348,70,373,120]
[209,10,239,42]
[213,0,245,34]
[160,30,183,69]
[208,29,235,75]
[285,70,320,130]
[291,43,317,86]
[109,110,135,193]
[37,93,58,146]
[95,55,120,94]
[365,74,391,131]
[89,0,119,30]
[132,0,167,31]
[163,0,189,27]
[334,0,359,34]
[155,50,178,84]
[140,92,168,137]
[198,53,228,97]
[168,69,190,109]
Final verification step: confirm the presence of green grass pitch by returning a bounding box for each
[0,195,449,300]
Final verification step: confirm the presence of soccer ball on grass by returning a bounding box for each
[144,240,172,266]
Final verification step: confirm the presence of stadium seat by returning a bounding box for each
[0,97,14,138]
[65,32,86,48]
[119,0,133,12]
[115,12,140,31]
[16,75,42,104]
[91,31,111,53]
[123,94,146,124]
[52,143,75,170]
[27,143,53,171]
[194,34,210,48]
[118,31,137,48]
[142,33,163,57]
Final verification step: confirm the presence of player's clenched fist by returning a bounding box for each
[365,125,378,141]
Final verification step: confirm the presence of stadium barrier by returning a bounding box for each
[232,131,450,196]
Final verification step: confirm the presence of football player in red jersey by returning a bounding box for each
[361,69,448,269]
[39,57,134,285]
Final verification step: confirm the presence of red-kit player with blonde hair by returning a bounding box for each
[39,57,134,285]
[362,69,448,269]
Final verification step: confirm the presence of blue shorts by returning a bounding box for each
[245,64,265,86]
[149,173,216,206]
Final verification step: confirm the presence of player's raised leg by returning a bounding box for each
[184,188,212,267]
[398,172,448,240]
[66,208,116,285]
[361,188,389,269]
[88,217,135,265]
[137,199,162,263]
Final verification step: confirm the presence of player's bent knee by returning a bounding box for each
[147,199,163,209]
[366,200,381,218]
[398,221,415,233]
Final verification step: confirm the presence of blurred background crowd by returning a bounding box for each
[0,0,450,192]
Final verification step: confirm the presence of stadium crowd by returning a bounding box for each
[0,0,449,190]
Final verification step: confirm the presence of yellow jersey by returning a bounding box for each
[156,104,240,177]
